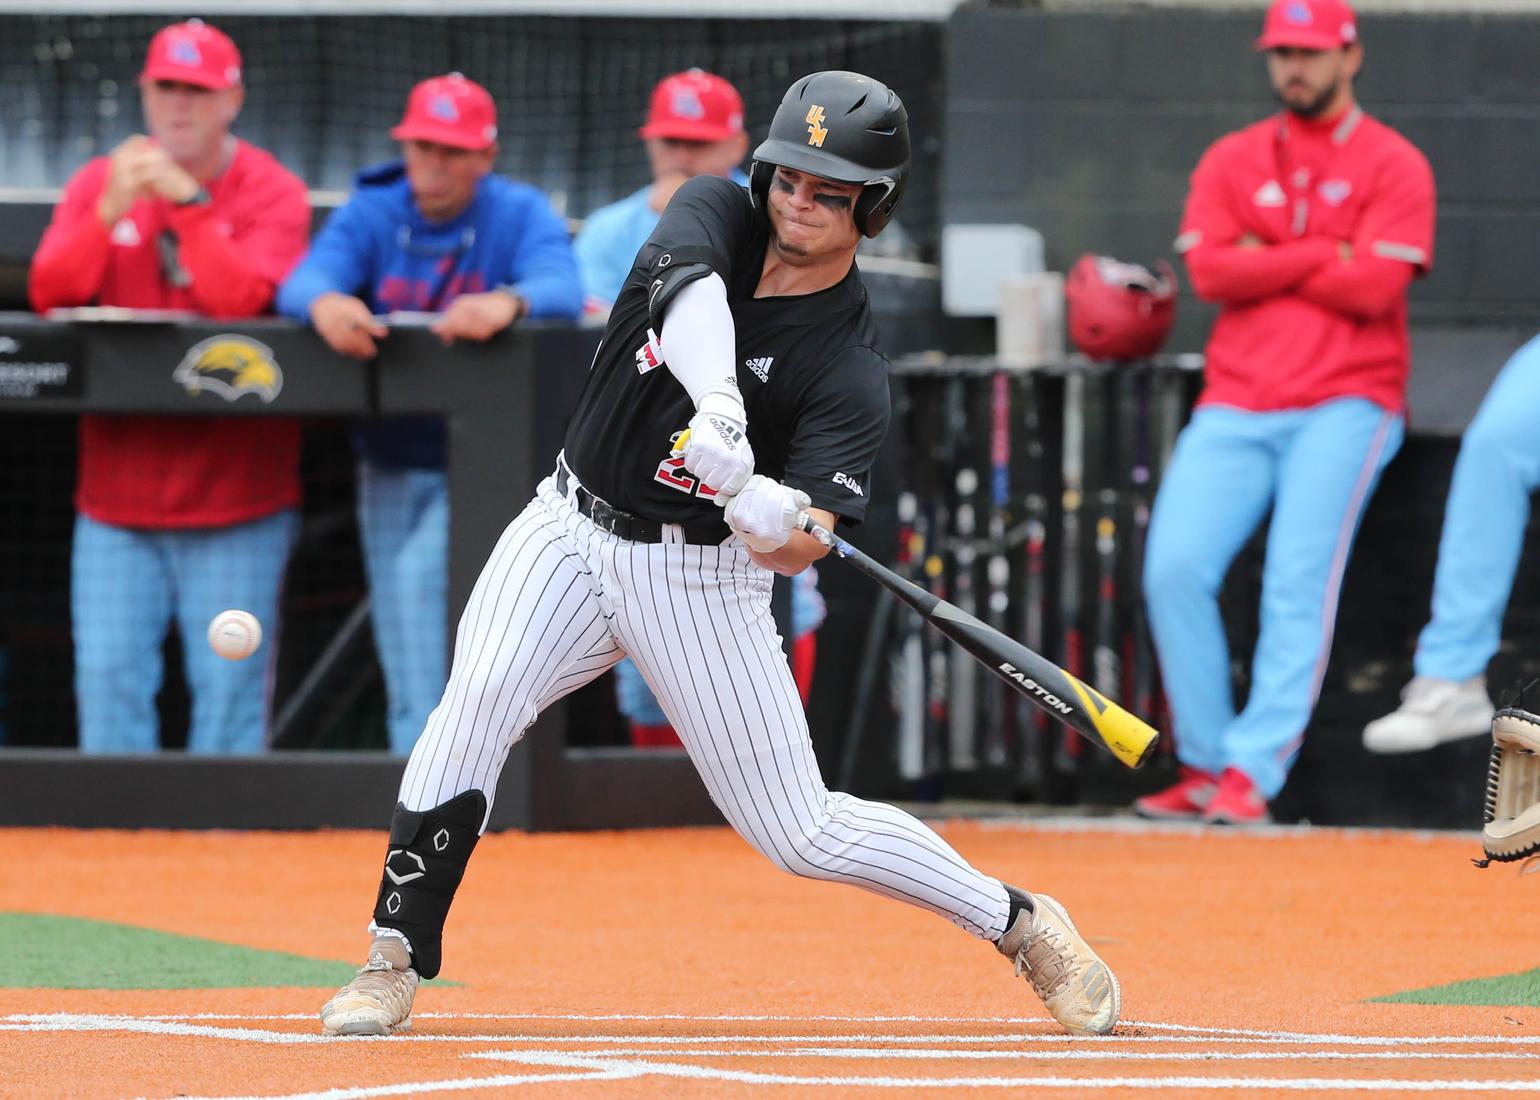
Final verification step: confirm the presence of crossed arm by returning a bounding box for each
[1185,234,1415,320]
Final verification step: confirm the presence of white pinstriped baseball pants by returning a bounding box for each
[398,463,1012,941]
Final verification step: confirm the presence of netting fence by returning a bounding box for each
[2,10,945,254]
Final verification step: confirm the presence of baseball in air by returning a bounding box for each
[208,609,262,661]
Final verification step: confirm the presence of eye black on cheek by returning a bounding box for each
[771,174,794,194]
[812,192,852,211]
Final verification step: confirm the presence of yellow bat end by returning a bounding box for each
[1065,679,1160,769]
[670,427,692,457]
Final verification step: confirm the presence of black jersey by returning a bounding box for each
[562,175,890,533]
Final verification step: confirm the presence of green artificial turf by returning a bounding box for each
[1372,967,1540,1007]
[2,912,363,990]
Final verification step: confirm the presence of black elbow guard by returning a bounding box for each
[646,259,716,332]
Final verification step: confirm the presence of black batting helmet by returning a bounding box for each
[750,70,910,238]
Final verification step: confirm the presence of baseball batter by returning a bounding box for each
[320,71,1119,1039]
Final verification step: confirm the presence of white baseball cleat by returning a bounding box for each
[998,892,1120,1036]
[1362,676,1494,754]
[320,936,419,1036]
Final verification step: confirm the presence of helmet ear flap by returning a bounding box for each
[855,178,903,238]
[749,159,775,217]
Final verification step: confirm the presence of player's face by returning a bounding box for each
[140,79,242,162]
[403,139,496,222]
[646,134,749,183]
[1266,45,1361,119]
[766,167,863,261]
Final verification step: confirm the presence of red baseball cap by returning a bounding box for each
[639,69,745,143]
[140,19,242,90]
[1256,0,1359,51]
[390,73,498,150]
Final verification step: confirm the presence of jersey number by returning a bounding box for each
[654,456,720,499]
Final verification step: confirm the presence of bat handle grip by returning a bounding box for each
[796,511,838,551]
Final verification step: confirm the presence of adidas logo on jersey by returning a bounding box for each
[745,356,774,382]
[634,327,664,375]
[832,471,864,497]
[1253,180,1286,208]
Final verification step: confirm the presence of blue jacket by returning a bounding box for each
[574,169,750,309]
[278,161,581,468]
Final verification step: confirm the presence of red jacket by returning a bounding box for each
[29,140,310,528]
[1175,106,1436,414]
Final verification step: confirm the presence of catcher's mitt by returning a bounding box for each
[1476,706,1540,866]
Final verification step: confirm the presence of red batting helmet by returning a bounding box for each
[1066,254,1177,362]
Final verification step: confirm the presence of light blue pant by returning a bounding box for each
[72,509,299,754]
[1415,336,1540,681]
[1144,398,1403,797]
[614,565,827,724]
[357,462,449,755]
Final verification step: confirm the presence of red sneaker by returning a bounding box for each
[1133,767,1218,820]
[1202,767,1271,825]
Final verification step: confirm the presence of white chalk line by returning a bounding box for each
[463,1046,1537,1063]
[6,1013,1540,1050]
[14,1012,1539,1098]
[168,1047,1540,1098]
[96,1011,1540,1048]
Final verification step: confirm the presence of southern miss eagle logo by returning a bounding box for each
[172,335,283,403]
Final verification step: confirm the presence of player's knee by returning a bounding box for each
[1461,413,1534,477]
[1144,541,1220,601]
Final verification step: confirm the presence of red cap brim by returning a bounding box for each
[1254,29,1347,51]
[390,122,493,150]
[638,120,741,142]
[140,63,234,90]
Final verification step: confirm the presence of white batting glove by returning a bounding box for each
[676,392,755,498]
[722,475,811,554]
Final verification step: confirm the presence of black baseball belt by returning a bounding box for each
[554,457,726,546]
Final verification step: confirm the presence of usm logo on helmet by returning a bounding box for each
[172,335,284,403]
[805,105,828,148]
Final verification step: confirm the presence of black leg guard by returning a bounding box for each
[371,789,486,980]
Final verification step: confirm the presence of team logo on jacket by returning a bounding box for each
[634,327,664,375]
[110,218,141,246]
[832,471,865,497]
[1253,180,1286,208]
[1318,178,1353,206]
[172,334,283,403]
[745,355,773,382]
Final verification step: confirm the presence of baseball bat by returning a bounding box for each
[1016,374,1051,794]
[982,368,1013,768]
[948,378,980,772]
[1092,369,1122,701]
[1057,371,1087,778]
[798,513,1158,770]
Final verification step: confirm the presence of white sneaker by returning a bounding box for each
[997,893,1120,1036]
[1362,676,1495,754]
[320,936,419,1036]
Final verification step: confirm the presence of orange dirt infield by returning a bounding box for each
[4,820,1540,1098]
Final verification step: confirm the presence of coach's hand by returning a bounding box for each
[431,290,526,345]
[311,292,387,360]
[723,475,811,554]
[678,392,755,497]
